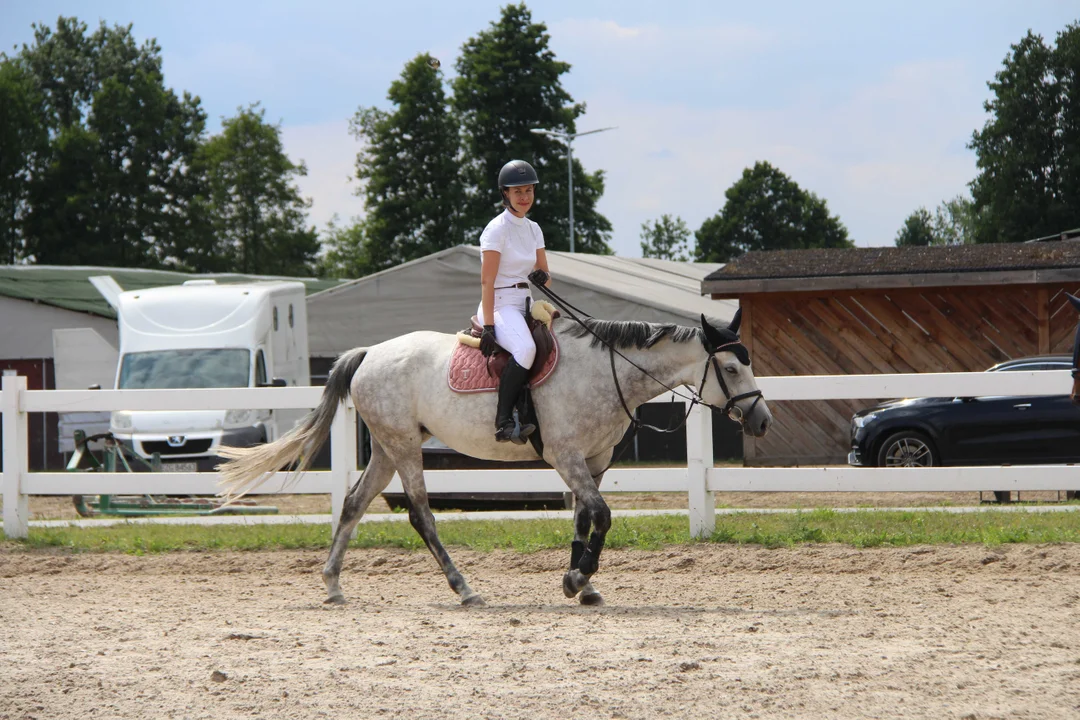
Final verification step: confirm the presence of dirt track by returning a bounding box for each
[3,544,1080,719]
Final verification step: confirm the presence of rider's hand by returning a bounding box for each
[480,325,497,357]
[528,268,549,286]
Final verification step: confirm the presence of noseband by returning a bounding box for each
[699,341,764,424]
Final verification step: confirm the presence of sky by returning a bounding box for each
[2,1,1078,257]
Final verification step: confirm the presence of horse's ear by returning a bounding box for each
[1067,293,1080,314]
[727,308,742,335]
[700,313,723,347]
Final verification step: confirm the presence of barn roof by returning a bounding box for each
[0,265,346,319]
[702,237,1080,297]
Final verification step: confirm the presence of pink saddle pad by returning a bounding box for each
[447,338,560,393]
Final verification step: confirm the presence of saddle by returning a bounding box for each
[448,300,560,393]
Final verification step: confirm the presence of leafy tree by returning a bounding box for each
[896,197,980,247]
[348,53,465,274]
[15,17,94,132]
[640,214,691,261]
[189,104,318,275]
[695,161,852,262]
[317,215,370,279]
[14,17,207,267]
[0,59,46,263]
[969,23,1080,243]
[895,208,935,247]
[932,195,979,246]
[452,3,611,253]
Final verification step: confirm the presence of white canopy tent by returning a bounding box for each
[306,245,735,359]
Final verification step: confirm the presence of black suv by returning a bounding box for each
[848,356,1080,468]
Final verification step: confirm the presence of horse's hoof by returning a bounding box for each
[563,570,585,598]
[324,594,347,605]
[580,592,605,607]
[461,594,487,607]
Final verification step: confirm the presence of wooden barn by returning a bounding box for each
[702,239,1080,466]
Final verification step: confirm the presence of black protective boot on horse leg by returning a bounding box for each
[494,357,536,444]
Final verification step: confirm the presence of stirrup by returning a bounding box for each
[495,418,535,445]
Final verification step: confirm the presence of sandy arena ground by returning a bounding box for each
[3,543,1080,719]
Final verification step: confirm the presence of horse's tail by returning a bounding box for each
[217,347,369,501]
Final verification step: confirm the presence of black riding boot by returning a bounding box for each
[494,357,536,444]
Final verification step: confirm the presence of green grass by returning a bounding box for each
[7,508,1080,554]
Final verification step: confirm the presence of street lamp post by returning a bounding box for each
[530,126,616,253]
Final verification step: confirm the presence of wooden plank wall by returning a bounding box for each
[742,283,1080,466]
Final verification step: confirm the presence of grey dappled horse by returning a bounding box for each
[218,311,773,607]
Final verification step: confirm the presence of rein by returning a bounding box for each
[531,281,763,434]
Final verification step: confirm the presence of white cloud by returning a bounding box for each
[568,58,985,255]
[550,18,775,92]
[279,120,367,230]
[553,18,770,53]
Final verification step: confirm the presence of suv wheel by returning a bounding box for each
[877,431,936,467]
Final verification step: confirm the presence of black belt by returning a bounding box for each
[495,282,530,290]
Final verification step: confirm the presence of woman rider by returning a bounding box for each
[478,159,551,444]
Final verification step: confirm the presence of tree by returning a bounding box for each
[317,215,370,279]
[895,208,935,247]
[932,195,979,246]
[14,17,207,267]
[969,23,1080,243]
[0,59,46,263]
[640,214,691,261]
[695,161,852,262]
[895,197,980,247]
[347,53,465,275]
[452,3,611,253]
[189,104,318,275]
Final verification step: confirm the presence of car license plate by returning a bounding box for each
[161,461,198,473]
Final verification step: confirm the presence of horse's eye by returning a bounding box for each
[725,365,738,375]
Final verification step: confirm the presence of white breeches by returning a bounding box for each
[477,289,536,369]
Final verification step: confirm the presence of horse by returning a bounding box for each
[217,310,773,607]
[1069,293,1080,406]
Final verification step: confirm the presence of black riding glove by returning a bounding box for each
[480,325,497,357]
[528,268,549,286]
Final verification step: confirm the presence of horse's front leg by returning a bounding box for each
[565,449,613,605]
[555,450,612,603]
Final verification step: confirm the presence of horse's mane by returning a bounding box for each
[562,317,702,350]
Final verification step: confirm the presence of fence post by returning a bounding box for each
[329,405,357,538]
[686,401,714,539]
[2,374,29,539]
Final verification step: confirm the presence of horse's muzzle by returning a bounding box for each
[740,411,771,437]
[731,399,771,437]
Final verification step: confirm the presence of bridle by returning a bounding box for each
[703,341,765,423]
[607,337,763,435]
[530,280,763,431]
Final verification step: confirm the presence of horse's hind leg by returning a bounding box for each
[556,450,612,602]
[323,440,395,605]
[566,449,612,605]
[391,448,485,607]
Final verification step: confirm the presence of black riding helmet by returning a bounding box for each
[498,159,539,210]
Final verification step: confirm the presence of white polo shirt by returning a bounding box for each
[479,210,544,288]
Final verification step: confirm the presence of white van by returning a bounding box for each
[108,279,309,471]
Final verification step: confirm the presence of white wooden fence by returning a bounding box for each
[3,370,1079,540]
